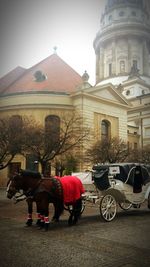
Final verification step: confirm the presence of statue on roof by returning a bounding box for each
[53,46,58,54]
[128,61,140,79]
[82,71,89,82]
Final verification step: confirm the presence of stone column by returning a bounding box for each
[128,38,132,74]
[143,40,149,76]
[99,46,104,80]
[112,40,116,75]
[95,51,100,83]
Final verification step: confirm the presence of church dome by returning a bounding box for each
[93,0,150,84]
[105,0,144,13]
[99,0,150,34]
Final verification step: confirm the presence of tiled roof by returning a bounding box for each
[0,67,26,94]
[0,54,83,96]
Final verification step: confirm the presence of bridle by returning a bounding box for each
[13,192,27,203]
[7,172,43,203]
[6,176,26,203]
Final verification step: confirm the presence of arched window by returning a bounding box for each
[131,11,136,16]
[45,115,60,144]
[101,120,110,140]
[120,60,125,73]
[9,115,23,153]
[108,15,112,23]
[109,63,112,76]
[133,60,138,69]
[119,11,124,17]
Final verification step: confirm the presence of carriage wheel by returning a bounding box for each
[100,194,117,222]
[148,193,150,209]
[80,199,86,214]
[119,202,132,210]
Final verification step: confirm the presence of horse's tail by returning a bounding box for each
[58,198,64,215]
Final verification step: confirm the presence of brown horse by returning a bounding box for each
[6,170,85,230]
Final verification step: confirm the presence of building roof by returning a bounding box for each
[0,54,83,96]
[0,67,26,93]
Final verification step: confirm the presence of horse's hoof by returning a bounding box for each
[38,221,45,229]
[36,219,41,226]
[26,219,33,226]
[44,223,49,231]
[68,219,73,226]
[51,217,59,223]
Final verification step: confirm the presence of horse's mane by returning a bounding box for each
[20,169,42,179]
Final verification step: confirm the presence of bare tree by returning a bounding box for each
[0,116,24,169]
[86,137,128,164]
[22,112,89,175]
[53,153,79,176]
[127,146,150,164]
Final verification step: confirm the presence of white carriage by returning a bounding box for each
[73,163,150,222]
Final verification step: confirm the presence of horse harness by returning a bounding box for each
[25,177,63,201]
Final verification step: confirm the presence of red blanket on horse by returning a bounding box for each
[57,175,85,205]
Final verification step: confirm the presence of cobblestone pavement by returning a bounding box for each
[0,188,150,267]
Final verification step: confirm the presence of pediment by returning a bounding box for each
[86,83,129,106]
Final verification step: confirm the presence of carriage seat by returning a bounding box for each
[92,163,150,193]
[92,166,110,191]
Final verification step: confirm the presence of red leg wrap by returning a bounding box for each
[27,214,32,220]
[44,217,49,224]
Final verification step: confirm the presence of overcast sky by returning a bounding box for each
[0,0,105,84]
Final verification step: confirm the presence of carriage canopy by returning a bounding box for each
[92,163,150,191]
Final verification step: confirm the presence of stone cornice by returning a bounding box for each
[0,103,73,111]
[123,77,150,88]
[128,113,150,121]
[71,90,131,109]
[94,23,150,50]
[85,83,130,106]
[0,93,73,111]
[128,104,150,114]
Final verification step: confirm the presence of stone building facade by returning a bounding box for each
[0,0,150,185]
[94,0,150,149]
[0,53,129,185]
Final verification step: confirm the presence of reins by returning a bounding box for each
[13,178,43,203]
[13,192,27,204]
[23,178,43,197]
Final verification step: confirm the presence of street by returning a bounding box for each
[0,188,150,267]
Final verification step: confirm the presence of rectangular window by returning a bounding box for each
[109,63,112,76]
[133,60,137,68]
[127,142,132,150]
[120,60,125,73]
[134,143,137,149]
[145,127,150,137]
